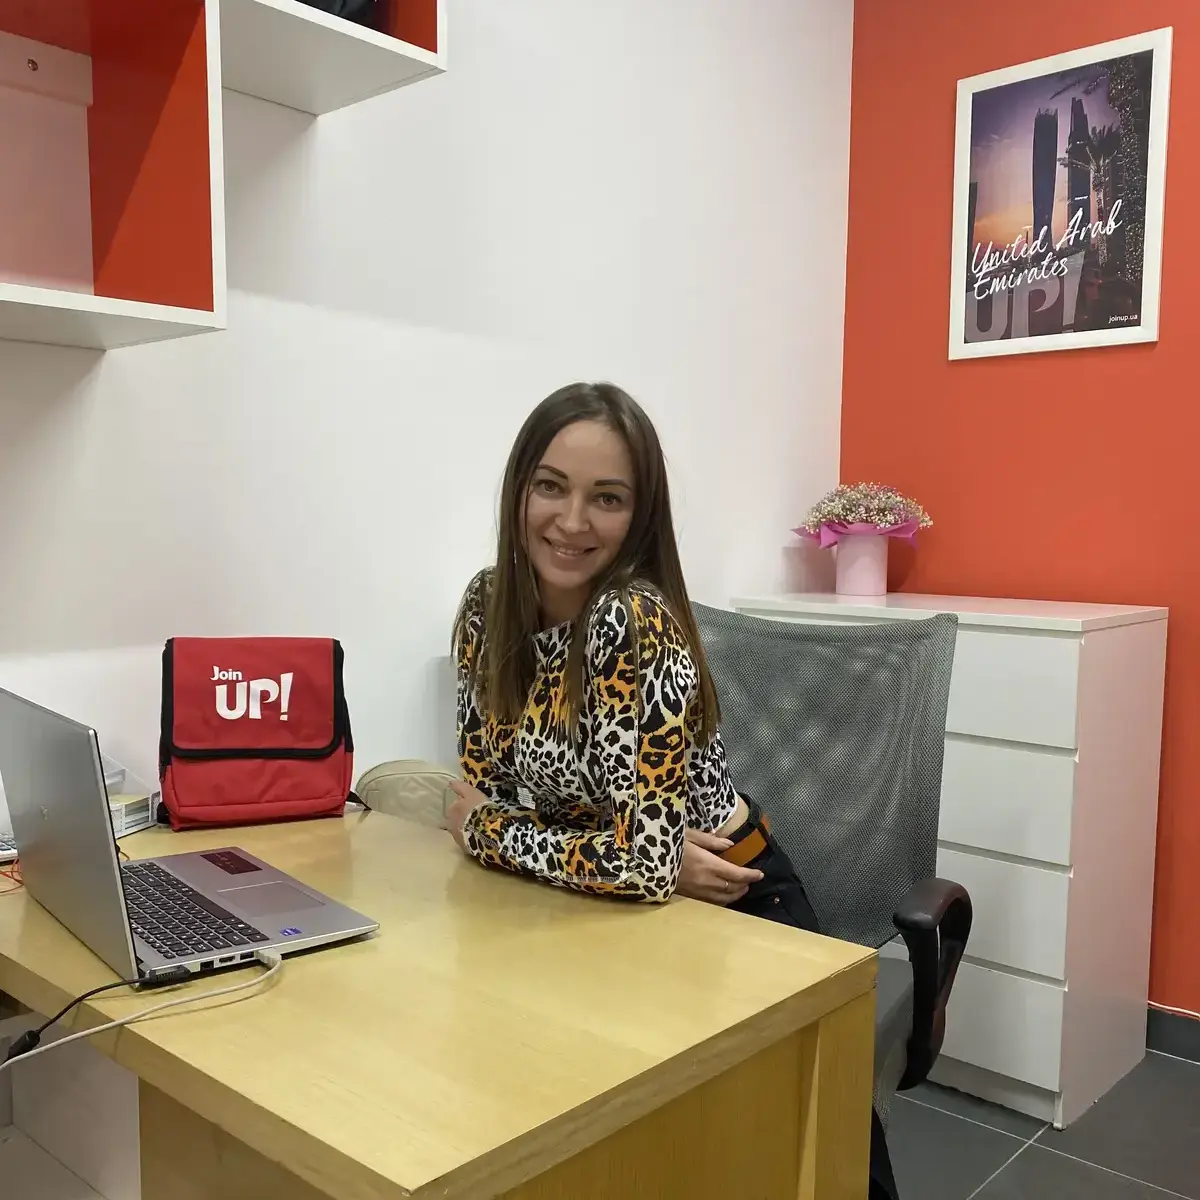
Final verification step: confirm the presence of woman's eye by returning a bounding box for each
[596,493,623,508]
[534,478,561,494]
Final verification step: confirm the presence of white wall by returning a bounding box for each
[0,0,851,813]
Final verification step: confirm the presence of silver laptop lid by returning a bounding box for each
[0,687,140,980]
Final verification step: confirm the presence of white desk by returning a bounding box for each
[732,591,1168,1127]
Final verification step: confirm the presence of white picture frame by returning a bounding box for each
[948,27,1173,360]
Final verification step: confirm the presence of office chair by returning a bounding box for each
[692,602,972,1123]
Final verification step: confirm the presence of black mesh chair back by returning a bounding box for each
[693,603,958,949]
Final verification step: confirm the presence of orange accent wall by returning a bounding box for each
[843,3,1200,1014]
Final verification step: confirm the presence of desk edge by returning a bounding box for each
[411,953,877,1200]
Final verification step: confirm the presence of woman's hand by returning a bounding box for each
[677,829,764,905]
[444,779,486,853]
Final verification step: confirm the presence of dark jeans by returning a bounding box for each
[725,798,901,1200]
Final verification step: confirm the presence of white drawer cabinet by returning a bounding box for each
[732,592,1168,1128]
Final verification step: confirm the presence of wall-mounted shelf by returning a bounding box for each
[0,0,227,351]
[0,283,223,351]
[0,0,444,350]
[220,0,444,115]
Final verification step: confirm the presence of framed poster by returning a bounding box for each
[948,27,1172,360]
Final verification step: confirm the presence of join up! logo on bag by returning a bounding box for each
[211,666,295,722]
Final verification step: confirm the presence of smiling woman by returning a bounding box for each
[524,423,636,625]
[455,381,721,747]
[443,380,899,1196]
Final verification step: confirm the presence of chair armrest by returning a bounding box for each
[893,877,973,1090]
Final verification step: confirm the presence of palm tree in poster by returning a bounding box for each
[1048,52,1153,284]
[1057,122,1126,271]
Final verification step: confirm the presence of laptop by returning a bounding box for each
[0,686,379,982]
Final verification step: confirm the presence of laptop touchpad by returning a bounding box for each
[219,881,326,916]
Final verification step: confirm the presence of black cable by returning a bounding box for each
[3,967,190,1065]
[39,978,141,1032]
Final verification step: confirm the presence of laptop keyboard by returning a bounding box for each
[0,834,15,860]
[121,860,270,961]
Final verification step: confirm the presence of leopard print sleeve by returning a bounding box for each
[454,569,522,806]
[460,585,695,902]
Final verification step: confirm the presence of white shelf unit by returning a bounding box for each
[0,1010,140,1200]
[0,283,224,351]
[220,0,445,115]
[731,591,1169,1128]
[0,7,227,352]
[0,0,445,350]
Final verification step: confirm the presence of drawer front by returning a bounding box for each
[939,960,1065,1091]
[947,628,1080,748]
[940,738,1076,866]
[936,849,1070,980]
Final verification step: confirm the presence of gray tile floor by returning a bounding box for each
[889,1052,1200,1199]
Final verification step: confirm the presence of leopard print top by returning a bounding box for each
[455,568,739,902]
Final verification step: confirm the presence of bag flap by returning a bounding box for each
[163,637,347,758]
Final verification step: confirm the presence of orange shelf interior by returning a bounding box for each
[383,0,438,55]
[0,0,214,313]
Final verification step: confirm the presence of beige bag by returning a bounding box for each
[354,759,458,827]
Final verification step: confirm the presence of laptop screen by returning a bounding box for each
[0,688,140,979]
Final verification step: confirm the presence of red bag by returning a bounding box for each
[158,637,354,831]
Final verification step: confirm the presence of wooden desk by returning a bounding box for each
[0,813,877,1199]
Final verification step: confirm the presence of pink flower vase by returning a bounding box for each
[834,532,889,597]
[794,518,922,598]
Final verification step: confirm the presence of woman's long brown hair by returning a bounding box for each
[453,381,720,741]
